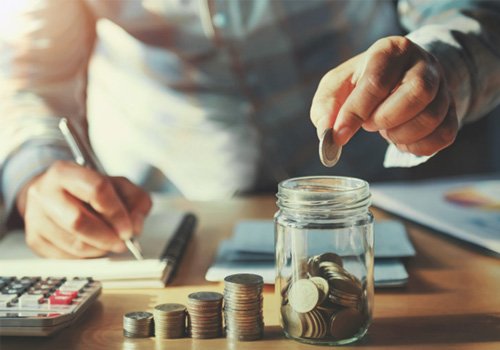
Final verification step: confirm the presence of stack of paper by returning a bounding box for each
[371,175,500,255]
[206,220,415,288]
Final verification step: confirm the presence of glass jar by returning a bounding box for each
[275,176,374,346]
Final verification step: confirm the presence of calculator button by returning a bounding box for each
[59,280,88,292]
[55,290,78,298]
[49,295,73,305]
[2,288,22,295]
[0,295,16,307]
[19,295,43,308]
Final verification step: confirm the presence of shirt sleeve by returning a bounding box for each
[398,0,500,126]
[0,0,96,226]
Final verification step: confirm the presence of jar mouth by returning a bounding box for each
[277,176,371,211]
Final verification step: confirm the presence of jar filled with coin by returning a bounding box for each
[275,176,374,345]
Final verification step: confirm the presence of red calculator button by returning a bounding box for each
[49,295,73,305]
[55,290,78,298]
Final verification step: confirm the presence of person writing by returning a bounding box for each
[1,0,499,258]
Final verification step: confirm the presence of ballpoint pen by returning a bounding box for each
[58,117,144,260]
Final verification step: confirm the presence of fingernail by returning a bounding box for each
[117,223,133,240]
[334,126,352,146]
[112,241,127,253]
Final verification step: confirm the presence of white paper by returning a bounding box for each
[0,204,186,288]
[371,175,500,254]
[384,143,434,168]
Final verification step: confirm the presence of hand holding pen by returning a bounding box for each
[15,119,152,259]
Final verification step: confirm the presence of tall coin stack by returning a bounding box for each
[153,303,187,339]
[123,311,154,338]
[187,292,224,339]
[223,273,264,341]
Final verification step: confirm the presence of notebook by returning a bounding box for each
[206,220,415,287]
[0,203,196,289]
[371,174,500,255]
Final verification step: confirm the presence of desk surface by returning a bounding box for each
[1,196,499,350]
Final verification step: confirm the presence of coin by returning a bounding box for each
[329,308,366,339]
[224,273,264,286]
[187,291,223,339]
[224,273,264,341]
[309,276,329,304]
[123,311,154,338]
[288,279,319,313]
[153,303,187,339]
[317,252,343,267]
[319,128,342,167]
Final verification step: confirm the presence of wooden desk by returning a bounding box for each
[2,196,499,350]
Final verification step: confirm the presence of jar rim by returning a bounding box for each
[277,176,371,211]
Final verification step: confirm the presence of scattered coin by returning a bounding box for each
[319,128,342,167]
[123,311,154,338]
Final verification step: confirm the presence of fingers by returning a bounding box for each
[310,55,360,139]
[111,176,153,235]
[27,213,107,258]
[47,161,134,239]
[28,183,127,253]
[394,103,458,156]
[381,81,449,145]
[364,58,440,132]
[333,37,413,145]
[26,234,79,259]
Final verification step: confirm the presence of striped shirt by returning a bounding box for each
[1,0,499,216]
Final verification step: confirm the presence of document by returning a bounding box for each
[206,220,414,287]
[371,174,500,255]
[0,199,195,289]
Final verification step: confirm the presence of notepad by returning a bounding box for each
[0,205,192,289]
[206,220,414,287]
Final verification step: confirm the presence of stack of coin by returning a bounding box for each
[187,291,224,339]
[280,252,367,341]
[153,303,187,339]
[223,273,264,341]
[123,311,154,338]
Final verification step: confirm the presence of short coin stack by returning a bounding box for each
[223,273,264,341]
[187,292,224,339]
[123,311,154,338]
[281,252,368,341]
[153,303,187,339]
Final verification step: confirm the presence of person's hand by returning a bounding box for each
[16,160,152,258]
[310,36,458,156]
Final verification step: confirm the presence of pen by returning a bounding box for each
[160,213,197,284]
[58,117,144,260]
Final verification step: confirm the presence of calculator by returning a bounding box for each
[0,276,101,336]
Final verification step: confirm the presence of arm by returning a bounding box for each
[310,0,500,156]
[0,0,152,257]
[400,0,500,125]
[0,0,95,223]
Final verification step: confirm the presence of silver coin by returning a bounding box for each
[224,273,264,286]
[124,311,153,320]
[319,128,342,167]
[188,291,223,302]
